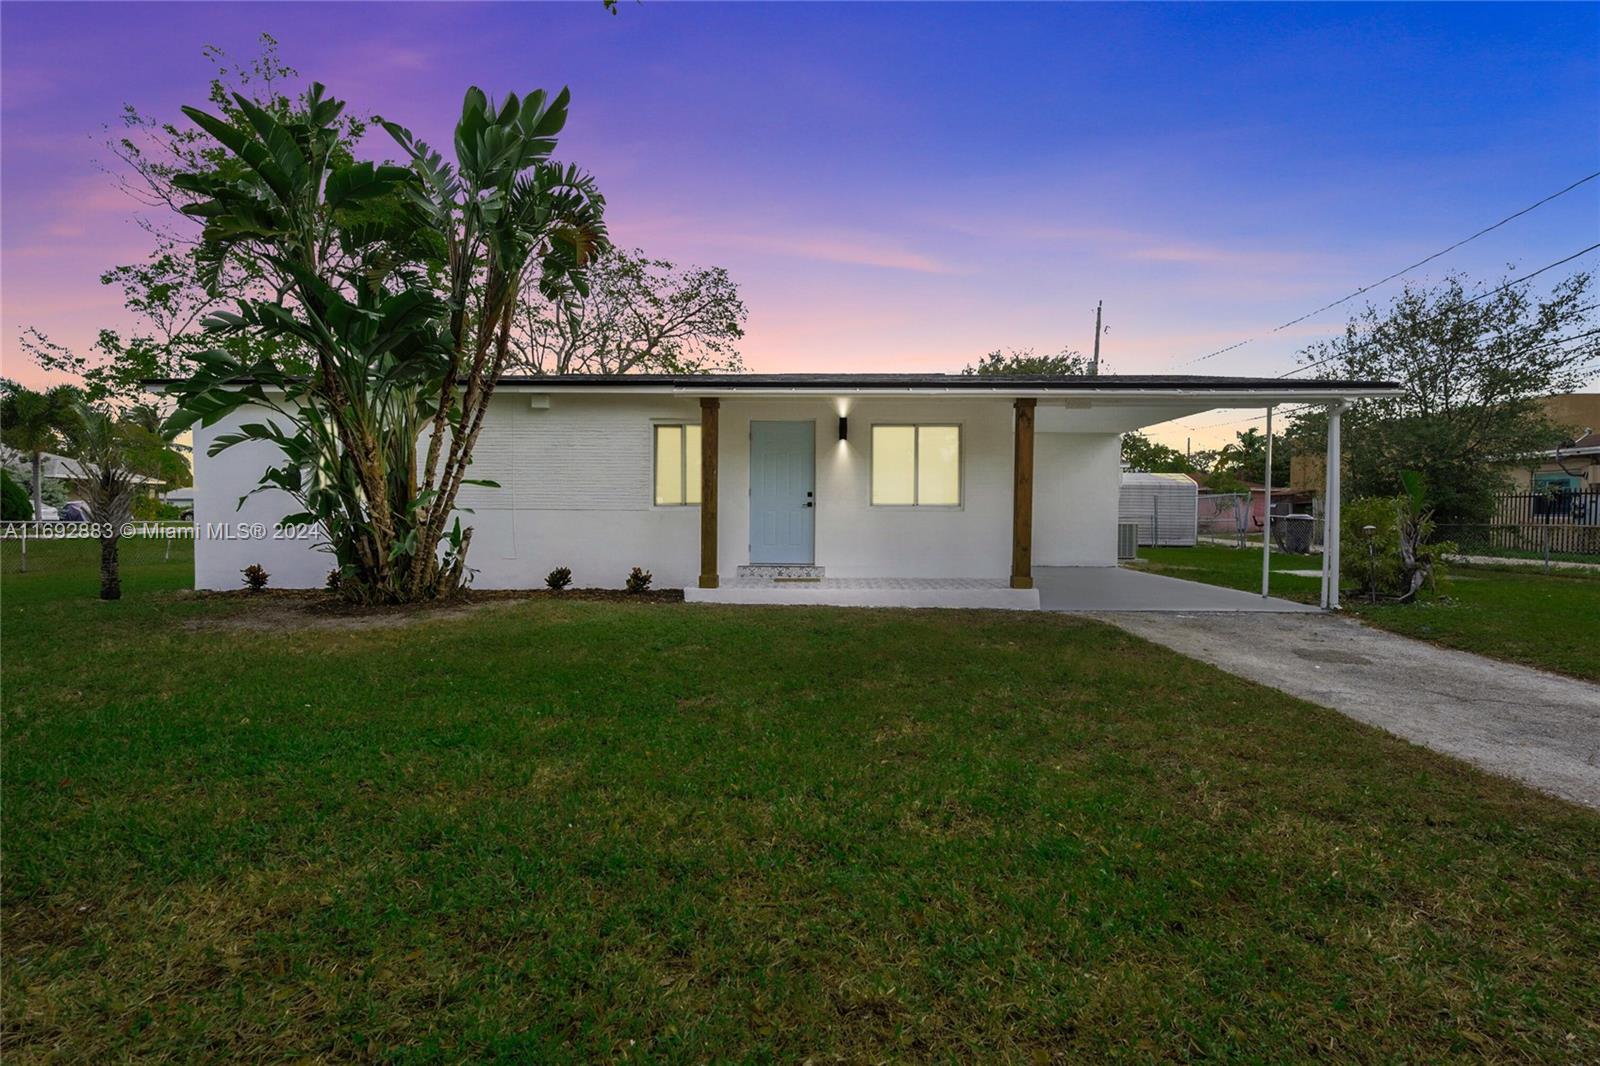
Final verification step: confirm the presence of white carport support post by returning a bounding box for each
[1320,402,1345,609]
[1261,405,1273,597]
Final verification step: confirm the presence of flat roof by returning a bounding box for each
[491,372,1396,392]
[492,373,1401,406]
[147,372,1397,396]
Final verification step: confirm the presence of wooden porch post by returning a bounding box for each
[699,397,720,589]
[1010,397,1036,589]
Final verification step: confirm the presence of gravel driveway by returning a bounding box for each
[1095,612,1600,810]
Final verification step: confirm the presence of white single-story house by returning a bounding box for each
[171,373,1396,610]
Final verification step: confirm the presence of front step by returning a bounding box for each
[736,564,825,580]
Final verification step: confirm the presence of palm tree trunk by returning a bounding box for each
[31,451,43,520]
[99,535,121,601]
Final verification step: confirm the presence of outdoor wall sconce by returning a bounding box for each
[838,416,849,442]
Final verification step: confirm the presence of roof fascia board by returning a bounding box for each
[493,382,1401,401]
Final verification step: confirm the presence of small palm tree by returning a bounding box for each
[1,382,81,517]
[60,403,161,600]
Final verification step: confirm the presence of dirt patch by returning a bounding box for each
[178,586,684,633]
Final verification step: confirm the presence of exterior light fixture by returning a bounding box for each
[838,416,849,442]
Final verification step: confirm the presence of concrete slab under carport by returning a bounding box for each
[1035,566,1320,613]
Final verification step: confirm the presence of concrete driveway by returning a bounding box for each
[1095,612,1600,811]
[1035,566,1318,613]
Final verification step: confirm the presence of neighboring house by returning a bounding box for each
[161,373,1395,609]
[162,487,198,520]
[2,446,77,487]
[1244,483,1317,527]
[1504,393,1600,495]
[1197,484,1312,541]
[1,446,162,492]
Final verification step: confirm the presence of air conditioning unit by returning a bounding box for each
[1117,522,1139,561]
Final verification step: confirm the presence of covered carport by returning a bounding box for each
[1032,376,1399,611]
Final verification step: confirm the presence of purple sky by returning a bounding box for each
[3,2,1597,446]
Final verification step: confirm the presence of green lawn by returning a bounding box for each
[3,553,1599,1061]
[1134,544,1600,682]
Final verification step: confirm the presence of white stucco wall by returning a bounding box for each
[190,392,1121,590]
[1034,430,1121,566]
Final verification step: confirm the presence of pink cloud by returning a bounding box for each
[720,232,955,274]
[1123,243,1316,271]
[624,215,957,275]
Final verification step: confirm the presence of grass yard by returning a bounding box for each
[3,553,1599,1062]
[1135,544,1600,682]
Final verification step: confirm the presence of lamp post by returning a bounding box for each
[1363,524,1378,604]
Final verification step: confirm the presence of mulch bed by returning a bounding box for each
[176,585,685,631]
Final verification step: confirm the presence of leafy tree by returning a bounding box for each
[1,381,82,517]
[962,347,1097,376]
[120,402,193,491]
[512,248,745,374]
[22,36,357,403]
[1210,427,1289,485]
[1120,431,1194,473]
[1291,271,1596,524]
[167,82,608,604]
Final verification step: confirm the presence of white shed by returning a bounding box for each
[1118,472,1198,546]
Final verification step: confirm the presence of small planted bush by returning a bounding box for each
[624,566,652,594]
[1342,472,1453,604]
[325,567,343,592]
[242,564,270,592]
[546,566,573,591]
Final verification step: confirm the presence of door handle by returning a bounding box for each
[805,501,814,508]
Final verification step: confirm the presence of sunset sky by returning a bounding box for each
[3,1,1597,447]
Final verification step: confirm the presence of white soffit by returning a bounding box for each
[1036,402,1213,434]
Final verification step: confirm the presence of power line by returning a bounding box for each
[1171,170,1600,368]
[1279,252,1600,379]
[1178,325,1600,434]
[1181,403,1317,433]
[1464,243,1600,304]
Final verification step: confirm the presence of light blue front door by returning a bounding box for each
[749,421,815,564]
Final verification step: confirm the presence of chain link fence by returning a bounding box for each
[1196,494,1326,553]
[1,522,196,578]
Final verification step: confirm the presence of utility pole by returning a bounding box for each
[1090,300,1103,375]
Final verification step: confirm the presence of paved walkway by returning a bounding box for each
[1036,566,1317,613]
[1095,612,1600,810]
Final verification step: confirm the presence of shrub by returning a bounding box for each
[1342,497,1405,599]
[325,567,343,592]
[624,566,652,594]
[242,564,270,592]
[546,566,573,591]
[1,470,32,520]
[132,497,184,521]
[1342,485,1452,603]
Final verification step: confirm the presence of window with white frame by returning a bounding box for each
[654,423,702,506]
[871,424,961,506]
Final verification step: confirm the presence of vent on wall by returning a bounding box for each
[1117,522,1139,561]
